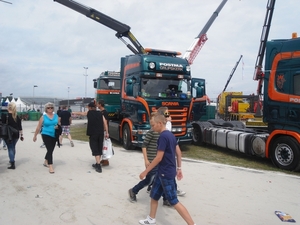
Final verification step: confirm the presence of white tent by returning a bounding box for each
[11,98,16,103]
[15,97,28,112]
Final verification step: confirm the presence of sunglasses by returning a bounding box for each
[164,112,170,117]
[47,107,54,109]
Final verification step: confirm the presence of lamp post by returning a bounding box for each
[33,85,38,110]
[83,67,88,111]
[67,86,70,107]
[83,67,88,98]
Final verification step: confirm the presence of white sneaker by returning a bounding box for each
[177,189,186,196]
[139,215,156,225]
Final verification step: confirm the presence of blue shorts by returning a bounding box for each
[150,174,179,205]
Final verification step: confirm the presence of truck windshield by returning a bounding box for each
[99,78,120,90]
[141,78,191,98]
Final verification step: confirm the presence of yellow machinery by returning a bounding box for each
[217,92,257,121]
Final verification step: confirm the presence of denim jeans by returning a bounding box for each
[132,167,157,194]
[6,138,18,163]
[150,174,179,205]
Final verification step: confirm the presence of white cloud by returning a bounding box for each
[0,0,299,101]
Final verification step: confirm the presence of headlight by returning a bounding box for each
[149,62,155,69]
[137,130,149,135]
[172,128,182,132]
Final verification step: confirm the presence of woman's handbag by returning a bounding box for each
[55,124,62,147]
[0,123,9,138]
[0,114,9,138]
[0,115,18,140]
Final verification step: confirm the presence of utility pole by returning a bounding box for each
[83,67,88,98]
[67,86,70,107]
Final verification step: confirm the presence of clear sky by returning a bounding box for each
[0,0,299,101]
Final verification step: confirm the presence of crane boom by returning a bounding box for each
[253,0,276,95]
[54,0,145,54]
[183,0,228,65]
[222,55,243,92]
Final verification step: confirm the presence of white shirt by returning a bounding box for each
[166,121,172,132]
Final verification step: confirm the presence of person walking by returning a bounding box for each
[33,102,58,174]
[138,113,196,225]
[72,102,109,173]
[1,102,23,169]
[58,105,74,147]
[97,99,109,166]
[1,113,8,150]
[56,106,62,117]
[147,107,186,205]
[128,113,159,202]
[67,106,72,113]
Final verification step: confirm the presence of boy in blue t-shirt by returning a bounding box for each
[138,113,196,225]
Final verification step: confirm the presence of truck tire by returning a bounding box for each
[122,124,134,150]
[270,136,300,171]
[192,122,212,146]
[192,125,202,145]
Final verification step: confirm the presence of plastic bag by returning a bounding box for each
[102,138,114,159]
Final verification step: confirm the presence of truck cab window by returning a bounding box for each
[141,78,191,98]
[294,74,300,96]
[100,79,120,90]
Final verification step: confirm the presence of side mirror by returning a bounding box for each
[93,79,97,89]
[196,87,204,98]
[126,79,133,96]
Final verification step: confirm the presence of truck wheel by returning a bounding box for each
[270,136,300,171]
[192,125,202,145]
[122,124,134,150]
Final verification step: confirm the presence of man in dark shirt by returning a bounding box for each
[57,106,62,117]
[72,102,109,173]
[58,105,74,147]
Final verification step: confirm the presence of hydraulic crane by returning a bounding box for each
[222,55,243,92]
[183,0,228,65]
[54,0,145,55]
[253,0,276,95]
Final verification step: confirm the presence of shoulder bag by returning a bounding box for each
[0,115,9,138]
[0,114,19,140]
